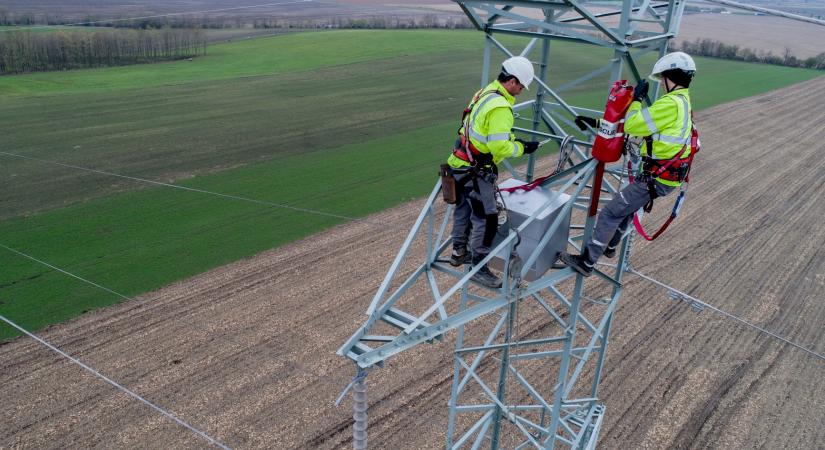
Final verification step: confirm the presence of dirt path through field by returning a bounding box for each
[2,76,824,449]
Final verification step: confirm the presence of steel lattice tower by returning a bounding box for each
[339,1,692,448]
[336,2,825,448]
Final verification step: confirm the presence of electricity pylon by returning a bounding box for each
[337,1,686,448]
[335,1,815,448]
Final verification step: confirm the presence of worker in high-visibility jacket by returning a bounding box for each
[561,52,697,277]
[448,56,540,288]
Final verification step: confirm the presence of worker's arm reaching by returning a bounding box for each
[632,79,649,102]
[516,139,539,154]
[574,115,599,130]
[574,79,648,133]
[485,106,526,164]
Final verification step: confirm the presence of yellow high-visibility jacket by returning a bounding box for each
[625,88,693,187]
[448,80,525,169]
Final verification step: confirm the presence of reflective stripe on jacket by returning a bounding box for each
[448,80,524,169]
[625,88,693,187]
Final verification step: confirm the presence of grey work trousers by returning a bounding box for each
[584,178,675,266]
[451,170,499,259]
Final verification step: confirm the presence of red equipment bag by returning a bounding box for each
[592,80,635,163]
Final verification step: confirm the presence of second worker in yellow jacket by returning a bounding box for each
[562,52,697,276]
[448,56,540,288]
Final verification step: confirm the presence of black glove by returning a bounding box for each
[574,115,599,131]
[633,79,649,102]
[516,139,540,154]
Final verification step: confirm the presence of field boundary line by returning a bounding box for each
[0,1,315,33]
[0,313,232,450]
[627,266,825,362]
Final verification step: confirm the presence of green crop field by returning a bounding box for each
[0,29,821,340]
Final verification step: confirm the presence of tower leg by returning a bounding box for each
[489,300,517,449]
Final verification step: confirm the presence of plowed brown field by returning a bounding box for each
[2,77,824,450]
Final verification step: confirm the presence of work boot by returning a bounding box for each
[470,254,502,288]
[449,245,470,267]
[559,252,594,277]
[603,246,617,259]
[472,264,503,288]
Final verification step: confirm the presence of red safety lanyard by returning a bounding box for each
[631,126,699,241]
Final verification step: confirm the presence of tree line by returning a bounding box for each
[0,9,474,31]
[255,14,474,30]
[0,28,207,74]
[673,38,825,70]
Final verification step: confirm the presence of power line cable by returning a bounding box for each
[0,238,447,405]
[0,151,410,231]
[0,242,132,301]
[11,148,822,364]
[1,313,447,445]
[0,1,316,33]
[0,242,375,385]
[7,226,819,446]
[0,242,453,444]
[0,314,232,450]
[627,266,825,363]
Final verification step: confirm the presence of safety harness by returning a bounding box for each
[631,94,700,241]
[452,89,504,169]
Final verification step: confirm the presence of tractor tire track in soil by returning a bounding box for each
[2,77,825,449]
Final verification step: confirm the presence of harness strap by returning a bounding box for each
[457,90,494,166]
[457,89,506,168]
[642,93,694,182]
[644,144,693,181]
[631,108,699,241]
[453,140,494,166]
[643,176,658,213]
[633,189,686,241]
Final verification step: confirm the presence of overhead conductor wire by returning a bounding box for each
[0,151,408,231]
[0,1,318,446]
[0,1,316,32]
[5,150,824,365]
[0,149,462,435]
[627,266,825,362]
[0,313,231,450]
[0,242,450,439]
[0,243,132,301]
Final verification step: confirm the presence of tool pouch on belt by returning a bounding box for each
[440,164,457,204]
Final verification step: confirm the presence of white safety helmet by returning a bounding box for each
[502,56,535,89]
[650,52,696,81]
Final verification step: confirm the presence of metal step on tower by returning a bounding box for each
[338,1,682,449]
